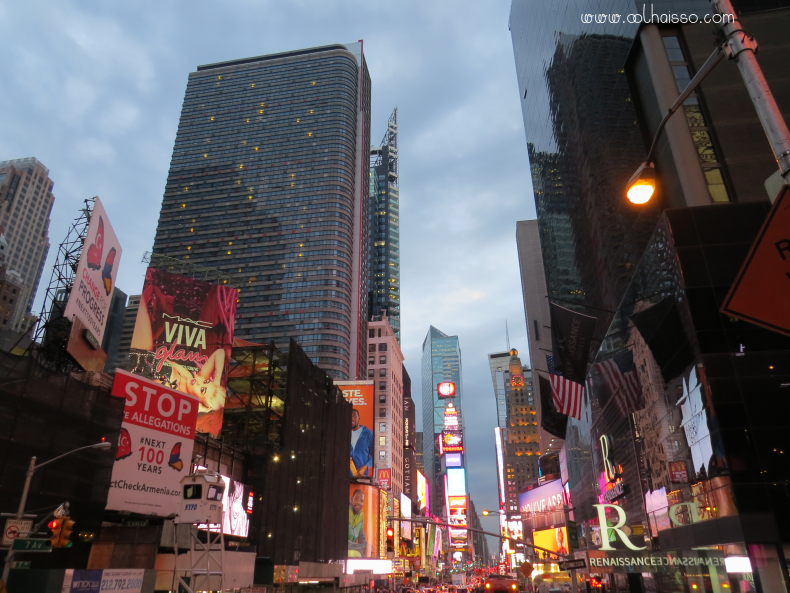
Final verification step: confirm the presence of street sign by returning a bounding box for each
[11,561,31,569]
[721,185,790,336]
[2,519,32,546]
[558,559,586,571]
[11,539,51,552]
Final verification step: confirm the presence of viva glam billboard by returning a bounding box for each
[126,268,237,436]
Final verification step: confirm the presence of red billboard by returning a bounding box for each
[337,381,375,478]
[127,268,237,436]
[440,431,464,454]
[377,468,392,490]
[106,370,198,516]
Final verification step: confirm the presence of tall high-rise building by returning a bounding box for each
[150,43,372,380]
[402,367,417,502]
[106,294,139,371]
[367,311,404,497]
[0,158,54,332]
[488,351,510,429]
[515,220,561,454]
[368,109,400,342]
[420,325,464,516]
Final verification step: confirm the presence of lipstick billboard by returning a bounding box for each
[126,268,237,436]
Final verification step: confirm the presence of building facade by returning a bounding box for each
[0,157,54,332]
[403,367,417,502]
[367,311,404,497]
[516,220,563,454]
[488,351,510,429]
[150,43,372,380]
[368,108,400,343]
[101,287,127,368]
[106,293,139,372]
[421,326,465,515]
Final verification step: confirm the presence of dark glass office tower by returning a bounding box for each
[368,108,400,342]
[510,0,709,339]
[152,43,371,380]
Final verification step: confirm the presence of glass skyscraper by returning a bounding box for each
[151,43,371,379]
[368,108,400,342]
[420,325,464,514]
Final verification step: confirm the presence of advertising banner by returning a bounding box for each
[61,568,145,593]
[519,479,565,515]
[63,196,122,345]
[127,267,237,436]
[337,381,375,478]
[440,430,463,454]
[196,470,250,537]
[533,527,569,556]
[446,468,466,496]
[400,492,412,540]
[416,471,429,512]
[348,484,380,558]
[377,468,392,490]
[106,370,198,517]
[539,376,568,440]
[668,460,688,483]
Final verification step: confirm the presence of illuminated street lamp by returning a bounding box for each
[626,0,790,204]
[481,510,502,516]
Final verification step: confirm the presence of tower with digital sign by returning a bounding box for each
[420,325,465,516]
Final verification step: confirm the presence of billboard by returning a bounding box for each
[448,495,467,527]
[337,381,375,478]
[440,431,464,454]
[443,403,459,429]
[416,470,429,512]
[127,268,237,436]
[445,452,462,468]
[495,427,506,507]
[519,479,565,515]
[400,492,412,540]
[446,468,466,496]
[533,527,568,556]
[377,468,392,490]
[437,382,456,398]
[348,484,380,558]
[195,468,250,537]
[63,196,122,345]
[106,370,198,516]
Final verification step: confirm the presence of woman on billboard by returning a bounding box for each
[127,269,236,435]
[131,292,226,412]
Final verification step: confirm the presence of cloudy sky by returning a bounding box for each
[0,0,535,544]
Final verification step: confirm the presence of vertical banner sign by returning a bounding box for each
[126,268,237,436]
[63,196,122,345]
[549,302,597,383]
[106,370,198,517]
[337,381,375,478]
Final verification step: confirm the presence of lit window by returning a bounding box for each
[379,437,386,446]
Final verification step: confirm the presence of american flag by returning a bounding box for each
[598,349,643,416]
[546,355,583,420]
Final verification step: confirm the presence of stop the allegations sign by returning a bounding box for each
[106,370,199,516]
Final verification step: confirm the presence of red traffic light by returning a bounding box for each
[47,519,60,530]
[386,528,394,538]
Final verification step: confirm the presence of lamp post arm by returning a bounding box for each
[645,45,725,165]
[33,443,109,472]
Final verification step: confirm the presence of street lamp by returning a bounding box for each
[626,0,790,204]
[481,510,502,516]
[2,441,112,583]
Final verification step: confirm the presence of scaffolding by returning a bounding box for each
[31,198,94,373]
[370,107,399,187]
[142,251,243,288]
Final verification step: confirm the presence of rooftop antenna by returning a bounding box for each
[505,320,511,351]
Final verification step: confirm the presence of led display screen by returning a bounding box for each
[446,468,466,496]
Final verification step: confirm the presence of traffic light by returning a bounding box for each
[60,518,75,548]
[48,519,62,548]
[386,525,395,553]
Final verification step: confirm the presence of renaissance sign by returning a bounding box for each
[587,549,725,574]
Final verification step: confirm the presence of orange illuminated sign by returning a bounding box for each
[721,188,790,336]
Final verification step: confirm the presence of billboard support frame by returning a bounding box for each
[32,198,94,373]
